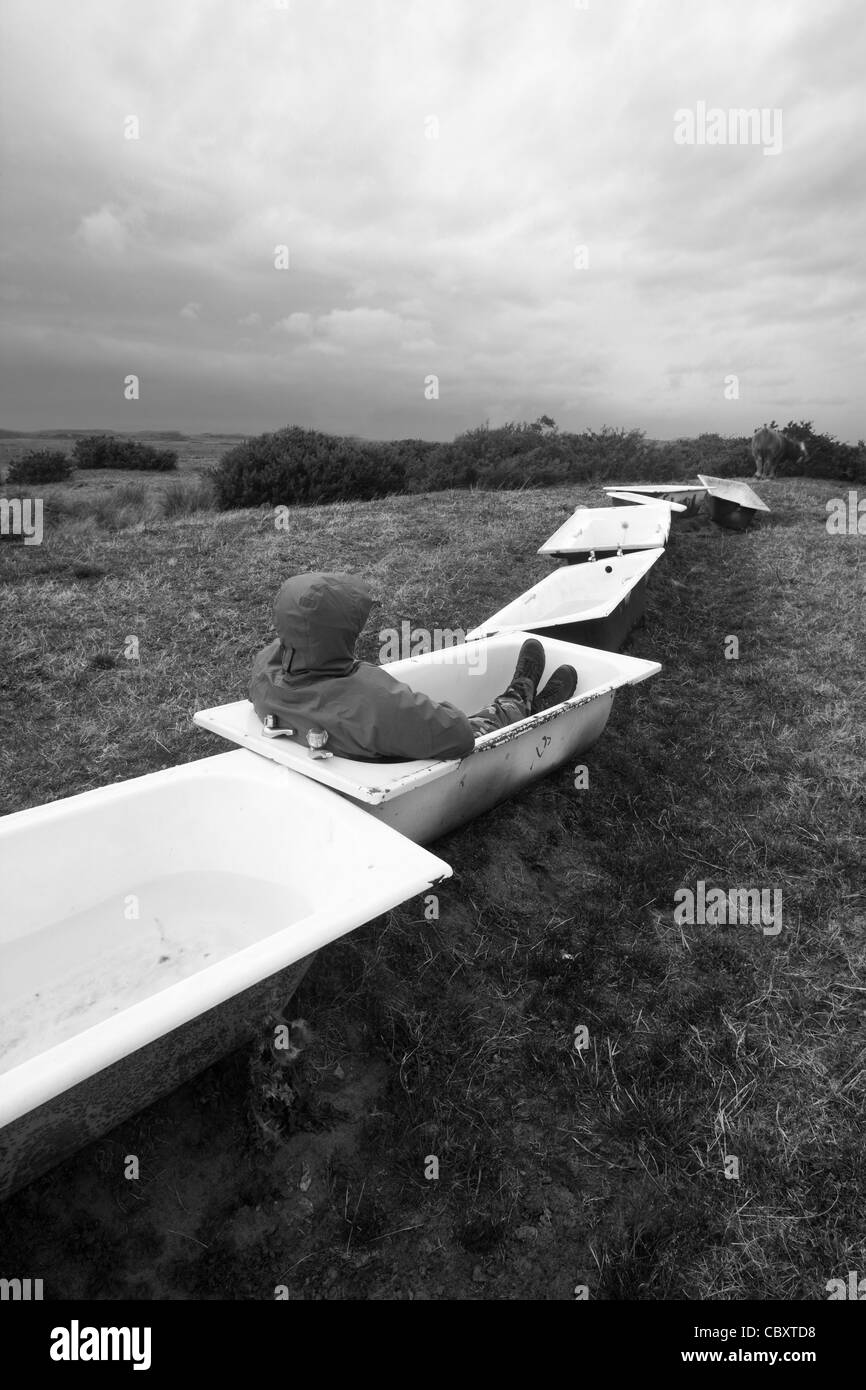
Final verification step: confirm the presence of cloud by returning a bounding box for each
[274,312,314,337]
[272,307,434,359]
[346,278,378,302]
[0,0,862,438]
[76,204,143,258]
[317,308,410,344]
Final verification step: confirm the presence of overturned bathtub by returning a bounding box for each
[464,549,665,652]
[538,504,671,562]
[0,752,449,1199]
[698,474,770,531]
[195,631,662,845]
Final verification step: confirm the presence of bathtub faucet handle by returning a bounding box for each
[307,728,333,760]
[262,714,295,739]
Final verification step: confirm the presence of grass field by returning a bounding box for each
[0,465,863,1300]
[0,432,243,475]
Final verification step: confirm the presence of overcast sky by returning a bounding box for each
[0,0,863,441]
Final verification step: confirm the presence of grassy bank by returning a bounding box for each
[0,478,863,1299]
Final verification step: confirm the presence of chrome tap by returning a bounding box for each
[262,714,295,739]
[307,728,333,760]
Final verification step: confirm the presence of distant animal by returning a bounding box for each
[750,426,807,479]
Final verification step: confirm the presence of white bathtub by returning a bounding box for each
[604,483,707,522]
[0,750,449,1198]
[605,490,687,512]
[606,489,708,511]
[465,549,665,650]
[698,474,770,530]
[538,504,671,561]
[194,632,661,844]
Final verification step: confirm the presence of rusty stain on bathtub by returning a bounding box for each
[474,685,614,753]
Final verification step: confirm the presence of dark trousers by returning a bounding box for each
[467,674,535,736]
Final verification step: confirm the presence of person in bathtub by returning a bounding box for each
[249,572,578,762]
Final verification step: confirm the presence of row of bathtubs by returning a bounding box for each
[2,478,753,1197]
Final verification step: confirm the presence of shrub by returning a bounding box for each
[148,447,179,472]
[651,433,751,480]
[406,420,580,493]
[408,422,661,491]
[213,426,406,509]
[72,436,114,469]
[776,420,865,483]
[403,437,480,493]
[307,436,405,504]
[647,425,865,483]
[382,437,440,489]
[211,416,864,512]
[562,426,658,483]
[72,436,178,471]
[6,450,75,484]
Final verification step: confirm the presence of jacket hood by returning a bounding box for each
[273,572,375,676]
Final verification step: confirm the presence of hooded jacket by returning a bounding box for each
[249,572,476,762]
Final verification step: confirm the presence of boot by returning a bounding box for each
[532,665,578,714]
[512,638,546,694]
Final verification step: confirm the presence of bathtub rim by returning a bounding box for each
[605,491,688,512]
[0,749,451,1130]
[603,482,707,499]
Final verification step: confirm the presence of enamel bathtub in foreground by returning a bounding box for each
[0,751,450,1199]
[195,632,662,845]
[465,549,665,651]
